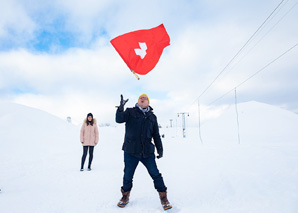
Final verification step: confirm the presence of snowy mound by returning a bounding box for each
[0,101,78,157]
[1,101,298,213]
[199,101,298,144]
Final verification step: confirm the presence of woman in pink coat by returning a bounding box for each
[80,113,99,171]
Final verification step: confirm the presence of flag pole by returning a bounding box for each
[130,69,140,80]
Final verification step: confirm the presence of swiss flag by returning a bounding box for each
[110,24,170,75]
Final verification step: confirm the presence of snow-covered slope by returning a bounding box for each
[0,101,298,213]
[199,101,298,144]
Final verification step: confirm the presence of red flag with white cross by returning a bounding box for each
[110,24,170,79]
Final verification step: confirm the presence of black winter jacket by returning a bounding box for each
[116,106,163,158]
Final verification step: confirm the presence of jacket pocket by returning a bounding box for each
[123,136,138,153]
[144,140,155,153]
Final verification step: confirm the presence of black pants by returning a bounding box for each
[81,146,94,169]
[122,152,167,192]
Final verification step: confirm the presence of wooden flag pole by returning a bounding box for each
[130,69,140,80]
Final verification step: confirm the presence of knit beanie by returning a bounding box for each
[139,94,150,104]
[87,113,93,118]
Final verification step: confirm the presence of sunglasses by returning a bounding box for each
[139,96,148,100]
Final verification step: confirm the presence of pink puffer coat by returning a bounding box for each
[80,119,99,146]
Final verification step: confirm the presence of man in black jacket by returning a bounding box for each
[116,94,172,210]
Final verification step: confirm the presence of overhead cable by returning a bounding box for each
[208,42,298,105]
[192,0,286,104]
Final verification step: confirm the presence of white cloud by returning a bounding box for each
[0,0,36,42]
[0,0,298,125]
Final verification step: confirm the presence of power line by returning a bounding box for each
[227,0,298,73]
[208,42,298,105]
[192,0,286,104]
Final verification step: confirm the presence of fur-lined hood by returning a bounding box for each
[83,118,97,125]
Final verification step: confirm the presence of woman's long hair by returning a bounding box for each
[86,113,94,126]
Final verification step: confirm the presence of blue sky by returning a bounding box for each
[0,0,298,125]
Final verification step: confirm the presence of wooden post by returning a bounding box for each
[130,69,140,80]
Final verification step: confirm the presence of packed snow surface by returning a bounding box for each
[1,101,298,212]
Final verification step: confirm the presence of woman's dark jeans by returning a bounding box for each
[81,146,94,169]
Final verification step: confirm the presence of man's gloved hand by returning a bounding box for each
[157,150,163,159]
[118,94,129,112]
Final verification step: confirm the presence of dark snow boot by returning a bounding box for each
[117,188,130,208]
[158,191,172,211]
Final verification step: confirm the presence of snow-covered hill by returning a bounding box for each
[0,101,298,213]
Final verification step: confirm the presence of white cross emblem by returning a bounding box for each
[134,42,147,59]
